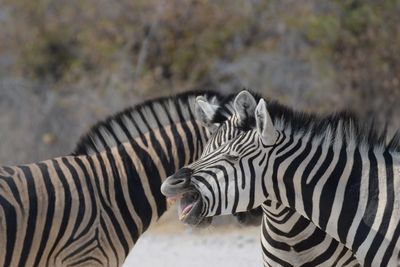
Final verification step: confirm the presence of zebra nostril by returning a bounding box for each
[162,167,193,196]
[161,173,192,196]
[170,178,187,186]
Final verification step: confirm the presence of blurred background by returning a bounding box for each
[1,0,400,266]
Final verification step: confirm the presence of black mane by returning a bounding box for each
[74,88,400,155]
[212,91,400,152]
[73,90,224,155]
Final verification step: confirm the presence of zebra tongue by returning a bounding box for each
[179,203,194,221]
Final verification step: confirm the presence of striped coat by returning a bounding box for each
[0,91,220,266]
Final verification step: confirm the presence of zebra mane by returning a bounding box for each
[211,92,400,152]
[268,101,400,151]
[73,90,224,155]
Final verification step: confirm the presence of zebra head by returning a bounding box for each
[162,91,277,225]
[195,90,254,155]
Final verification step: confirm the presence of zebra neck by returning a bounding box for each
[90,119,209,242]
[261,201,316,245]
[266,129,400,264]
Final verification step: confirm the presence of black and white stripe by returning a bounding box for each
[178,91,359,266]
[0,91,229,267]
[165,91,400,266]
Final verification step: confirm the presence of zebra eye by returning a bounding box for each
[223,152,240,162]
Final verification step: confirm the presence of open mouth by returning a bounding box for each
[167,190,205,225]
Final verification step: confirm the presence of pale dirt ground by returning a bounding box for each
[122,208,262,267]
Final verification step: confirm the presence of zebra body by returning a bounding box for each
[162,91,400,266]
[0,91,221,267]
[1,155,108,267]
[257,122,400,266]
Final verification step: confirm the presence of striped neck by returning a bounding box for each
[70,90,229,263]
[86,118,210,258]
[264,125,400,266]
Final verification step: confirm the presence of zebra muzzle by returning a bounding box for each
[178,190,200,222]
[161,168,193,197]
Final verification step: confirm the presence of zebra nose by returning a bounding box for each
[174,167,193,180]
[161,168,193,197]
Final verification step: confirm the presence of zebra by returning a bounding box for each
[189,90,361,267]
[168,90,359,266]
[0,91,214,267]
[162,90,400,266]
[0,90,259,267]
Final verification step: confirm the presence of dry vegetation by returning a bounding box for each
[0,0,400,163]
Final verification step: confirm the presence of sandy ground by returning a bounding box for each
[122,209,262,267]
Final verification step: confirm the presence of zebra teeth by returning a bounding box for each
[177,191,200,221]
[179,203,194,221]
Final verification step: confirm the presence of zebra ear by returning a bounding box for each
[195,96,220,132]
[234,90,257,122]
[255,99,278,145]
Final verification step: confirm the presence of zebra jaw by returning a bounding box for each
[166,190,202,223]
[179,191,201,222]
